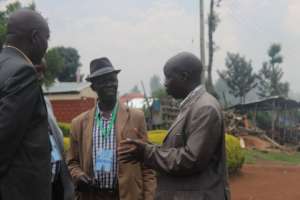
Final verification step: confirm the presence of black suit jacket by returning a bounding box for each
[0,47,51,200]
[45,97,75,200]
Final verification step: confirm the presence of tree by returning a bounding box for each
[152,88,167,99]
[53,47,81,82]
[150,74,163,94]
[257,43,289,98]
[218,53,257,104]
[214,78,238,107]
[0,1,36,51]
[43,48,64,87]
[205,0,222,99]
[130,85,141,93]
[149,74,167,99]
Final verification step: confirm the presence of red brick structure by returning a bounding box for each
[50,97,95,123]
[44,82,97,123]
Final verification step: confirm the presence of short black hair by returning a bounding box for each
[5,9,48,44]
[164,52,202,83]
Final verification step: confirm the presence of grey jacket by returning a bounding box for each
[144,87,230,200]
[45,98,75,200]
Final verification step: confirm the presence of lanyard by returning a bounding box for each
[96,103,118,138]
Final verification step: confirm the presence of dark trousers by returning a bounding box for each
[52,177,64,200]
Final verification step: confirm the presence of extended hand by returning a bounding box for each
[76,174,92,192]
[118,138,146,164]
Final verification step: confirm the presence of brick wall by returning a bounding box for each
[50,98,95,123]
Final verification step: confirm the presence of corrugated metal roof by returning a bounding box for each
[43,82,91,94]
[228,96,300,111]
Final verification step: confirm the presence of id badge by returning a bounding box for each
[95,149,114,172]
[49,135,62,163]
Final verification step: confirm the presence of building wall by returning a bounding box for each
[50,97,96,123]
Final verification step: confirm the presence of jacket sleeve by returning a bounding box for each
[143,106,222,175]
[0,65,39,177]
[137,112,157,200]
[66,117,86,184]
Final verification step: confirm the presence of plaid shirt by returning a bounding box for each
[92,105,117,189]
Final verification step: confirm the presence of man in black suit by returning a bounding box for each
[0,9,51,200]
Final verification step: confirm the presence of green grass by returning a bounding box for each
[244,149,300,165]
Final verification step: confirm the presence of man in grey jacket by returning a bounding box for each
[119,52,230,200]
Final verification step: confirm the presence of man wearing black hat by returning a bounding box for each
[67,57,156,200]
[118,52,230,200]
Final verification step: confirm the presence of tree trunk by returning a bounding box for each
[206,0,218,99]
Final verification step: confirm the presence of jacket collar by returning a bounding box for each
[164,86,206,142]
[2,45,33,65]
[180,85,205,110]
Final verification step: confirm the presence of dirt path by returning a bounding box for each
[230,164,300,200]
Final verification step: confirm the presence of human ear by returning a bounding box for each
[91,84,96,91]
[31,29,39,44]
[181,72,189,81]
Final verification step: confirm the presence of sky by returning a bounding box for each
[0,0,299,96]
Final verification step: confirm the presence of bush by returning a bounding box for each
[226,134,245,174]
[63,129,245,174]
[148,130,245,174]
[64,137,70,151]
[148,130,168,144]
[58,122,71,137]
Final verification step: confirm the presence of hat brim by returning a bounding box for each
[86,68,121,81]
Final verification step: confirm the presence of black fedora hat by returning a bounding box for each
[86,57,121,81]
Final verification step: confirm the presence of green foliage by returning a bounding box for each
[150,75,163,95]
[206,0,222,100]
[53,46,81,82]
[43,48,64,87]
[218,52,257,103]
[225,134,245,174]
[244,149,300,165]
[148,130,245,174]
[5,1,22,15]
[64,137,70,151]
[257,43,289,98]
[255,112,272,130]
[149,74,167,99]
[152,88,167,99]
[214,78,239,107]
[130,85,141,93]
[58,122,70,137]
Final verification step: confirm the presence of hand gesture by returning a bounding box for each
[76,174,92,192]
[118,128,146,164]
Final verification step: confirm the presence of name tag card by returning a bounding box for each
[50,135,62,163]
[96,149,113,172]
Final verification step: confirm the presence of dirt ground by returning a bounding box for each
[241,135,272,150]
[230,164,300,200]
